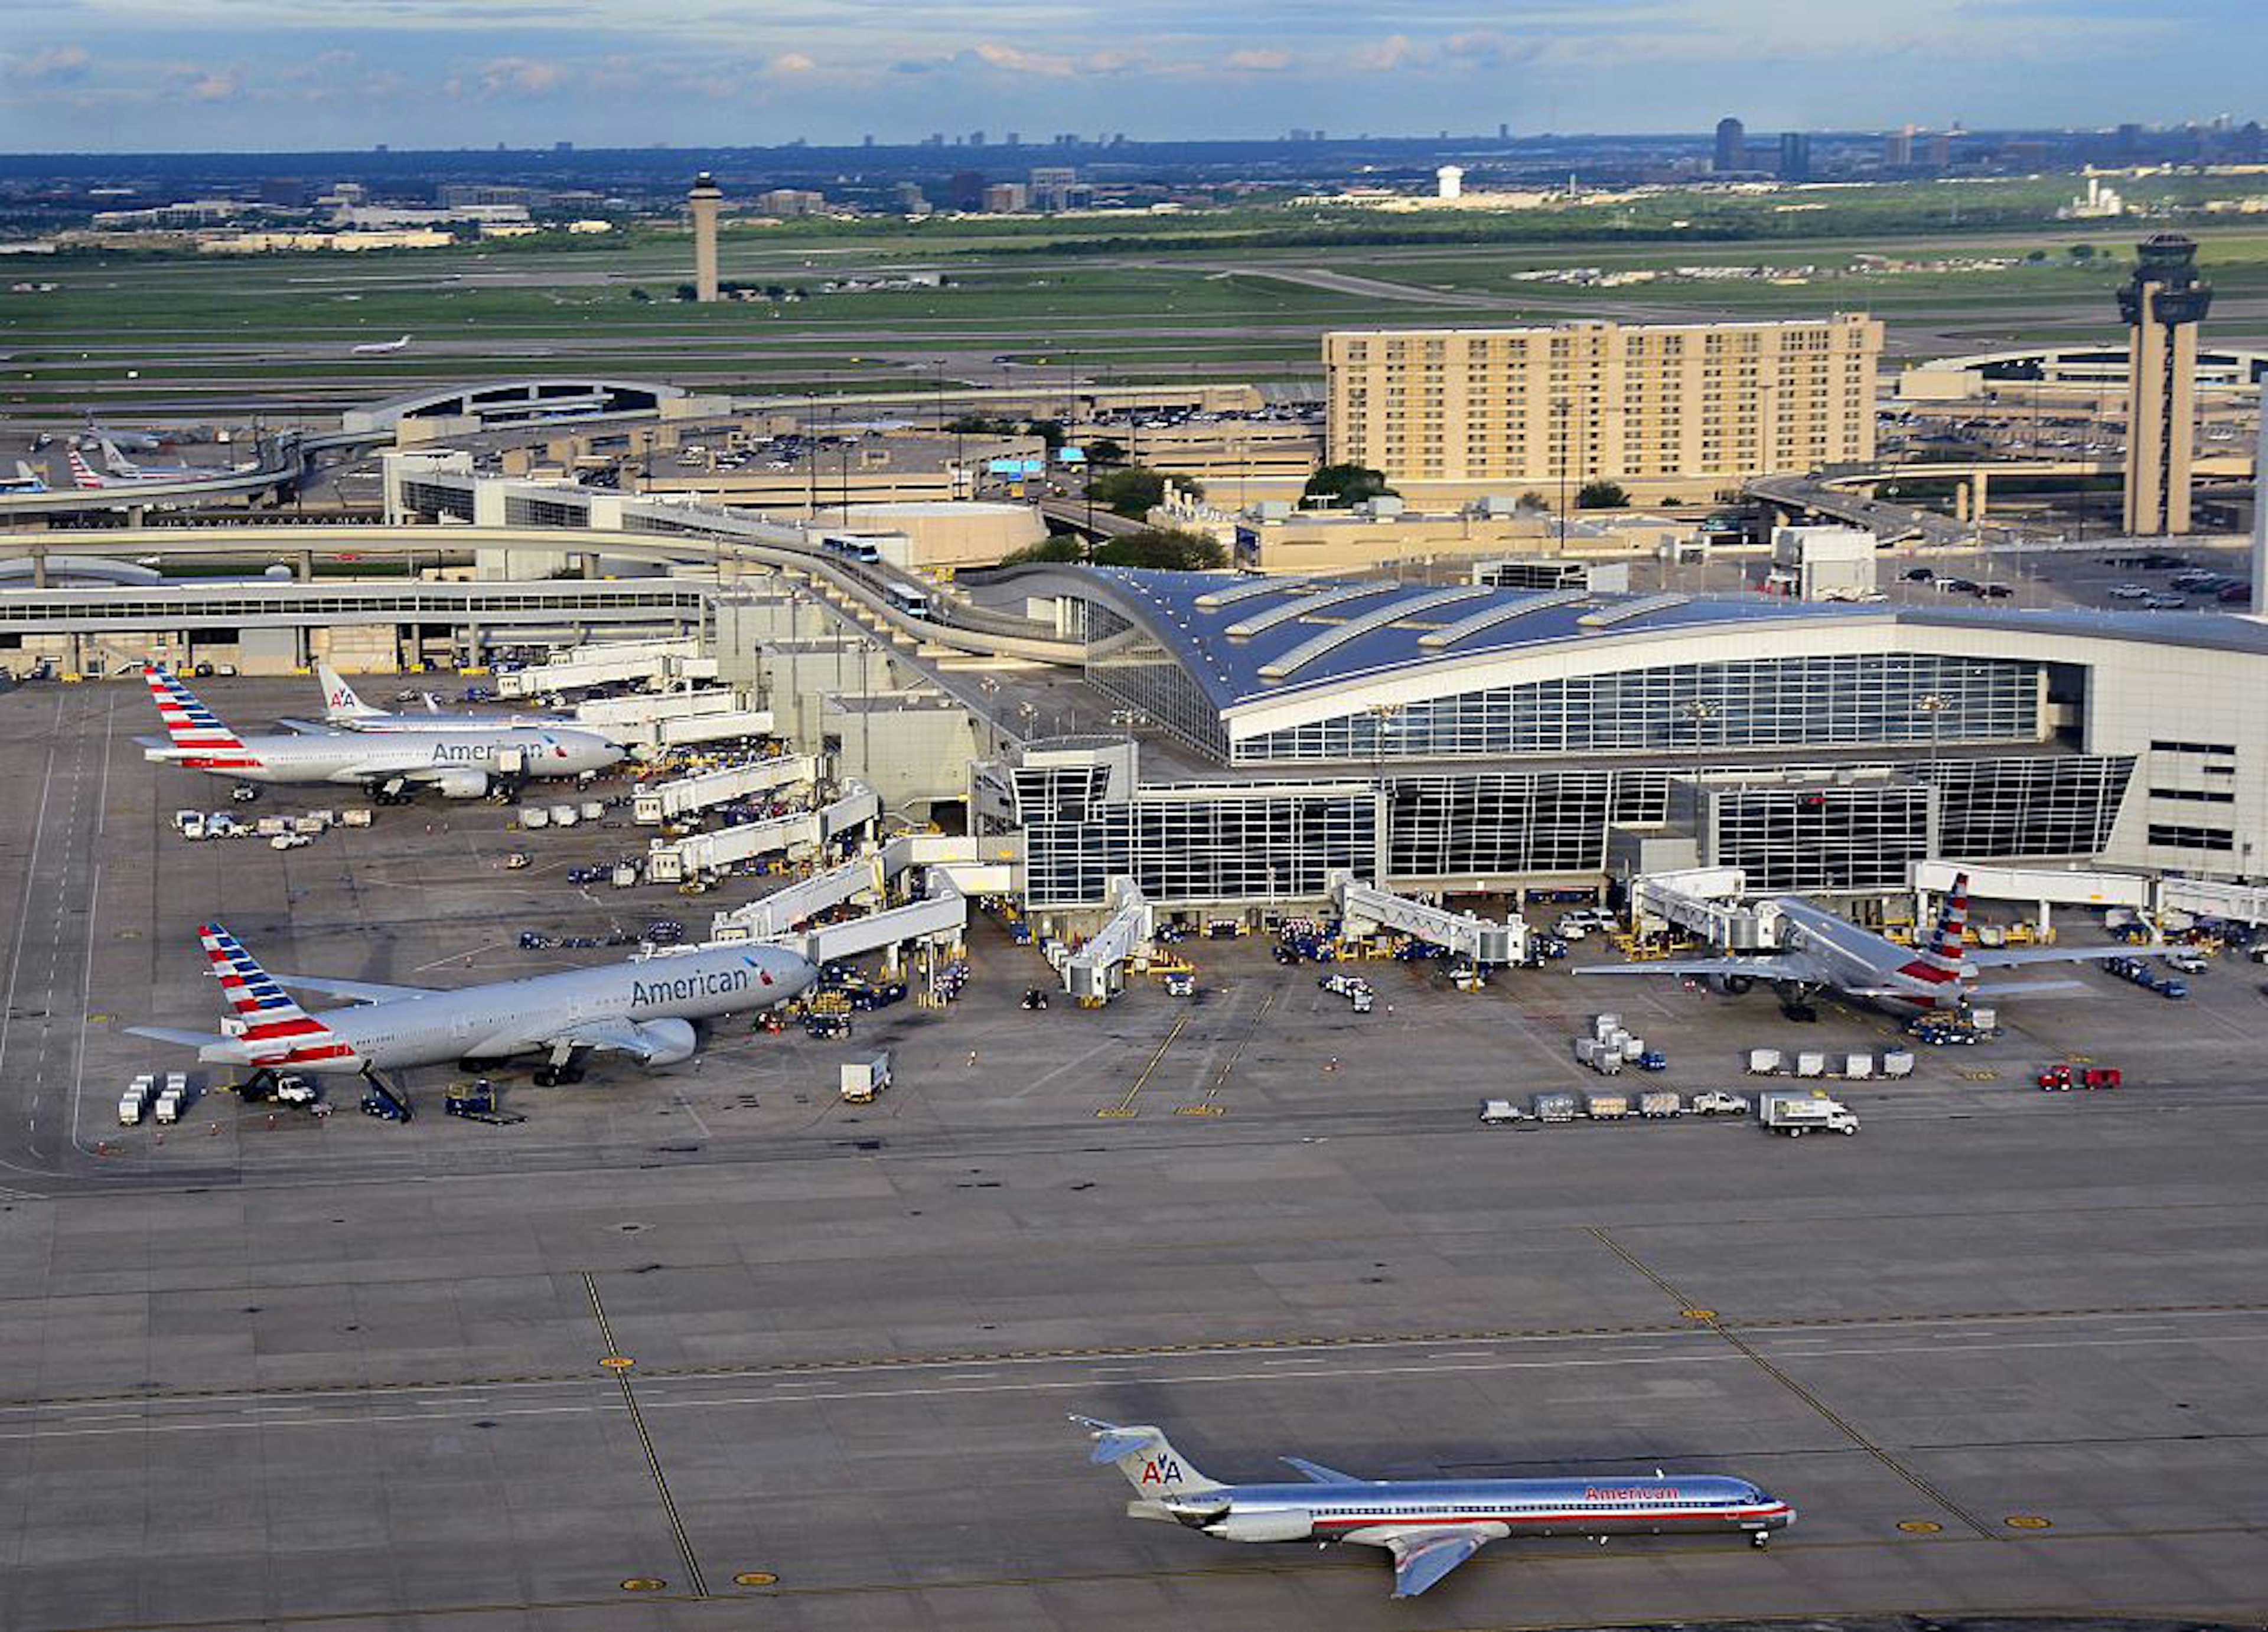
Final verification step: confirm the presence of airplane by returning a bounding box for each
[99,438,231,481]
[128,921,815,1091]
[138,665,625,799]
[1070,1417,1793,1599]
[282,661,570,735]
[0,460,47,494]
[1575,872,2172,1015]
[351,334,412,355]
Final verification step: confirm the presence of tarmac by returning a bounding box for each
[2,676,2266,1631]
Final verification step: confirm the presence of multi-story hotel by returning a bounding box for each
[1324,314,1884,503]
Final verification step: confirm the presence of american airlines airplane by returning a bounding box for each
[350,334,412,355]
[130,922,814,1086]
[1578,873,2169,1014]
[1071,1417,1793,1598]
[139,665,624,798]
[1,460,48,494]
[287,661,569,735]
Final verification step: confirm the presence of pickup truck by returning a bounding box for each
[1691,1091,1749,1117]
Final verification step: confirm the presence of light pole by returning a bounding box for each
[1915,690,1951,782]
[1552,396,1572,549]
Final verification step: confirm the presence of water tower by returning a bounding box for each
[1435,165,1464,201]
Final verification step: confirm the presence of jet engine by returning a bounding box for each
[631,1017,698,1066]
[428,769,490,799]
[1203,1508,1314,1543]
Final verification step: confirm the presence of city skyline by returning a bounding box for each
[0,0,2256,152]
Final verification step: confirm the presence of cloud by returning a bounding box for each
[768,50,816,73]
[475,54,569,94]
[969,41,1079,76]
[1223,47,1291,70]
[5,45,92,83]
[1348,34,1422,70]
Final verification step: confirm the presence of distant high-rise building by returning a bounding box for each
[554,140,573,153]
[1497,122,1510,141]
[1713,116,1745,172]
[687,172,722,303]
[862,133,875,148]
[1923,130,1952,169]
[2119,233,2214,536]
[1885,124,1915,167]
[946,170,986,210]
[1005,131,1021,147]
[891,181,931,216]
[969,130,986,147]
[982,182,1029,213]
[1777,132,1811,182]
[754,188,824,217]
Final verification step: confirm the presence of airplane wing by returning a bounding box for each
[1573,957,1793,980]
[1282,1456,1361,1485]
[265,974,438,1003]
[1967,944,2175,968]
[1384,1527,1493,1598]
[126,1024,230,1049]
[272,717,338,736]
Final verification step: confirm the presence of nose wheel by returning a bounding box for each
[1751,1530,1770,1549]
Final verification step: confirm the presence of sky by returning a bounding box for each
[0,0,2259,154]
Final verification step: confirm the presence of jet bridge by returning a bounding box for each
[643,782,878,881]
[1063,877,1153,1005]
[1629,867,1781,951]
[633,753,817,824]
[1328,871,1527,964]
[712,850,889,940]
[1911,860,2268,931]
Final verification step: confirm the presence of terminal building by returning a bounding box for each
[972,567,2268,921]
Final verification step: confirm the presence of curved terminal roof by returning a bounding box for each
[1029,564,2268,714]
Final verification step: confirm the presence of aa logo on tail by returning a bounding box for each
[1139,1456,1184,1485]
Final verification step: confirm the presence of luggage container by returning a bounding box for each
[839,1052,892,1104]
[1586,1092,1631,1120]
[1794,1052,1827,1079]
[1967,1005,1998,1034]
[1592,1013,1622,1042]
[119,1074,154,1127]
[1746,1047,1784,1075]
[611,862,641,887]
[290,815,326,835]
[1638,1091,1682,1118]
[341,808,374,828]
[1844,1053,1874,1080]
[581,801,607,821]
[1880,1048,1915,1079]
[552,804,580,828]
[521,807,551,830]
[1532,1092,1579,1124]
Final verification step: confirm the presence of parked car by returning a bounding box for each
[2108,583,2149,600]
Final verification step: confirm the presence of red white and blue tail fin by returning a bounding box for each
[101,438,142,478]
[67,448,109,489]
[144,665,258,766]
[198,923,353,1065]
[1920,873,1970,971]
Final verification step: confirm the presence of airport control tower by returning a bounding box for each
[2118,233,2213,535]
[689,172,723,303]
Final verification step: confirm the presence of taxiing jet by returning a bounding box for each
[1576,872,2170,1015]
[99,438,232,481]
[284,661,569,735]
[1071,1418,1793,1598]
[138,665,624,798]
[129,922,814,1088]
[350,334,412,355]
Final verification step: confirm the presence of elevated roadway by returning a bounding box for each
[1751,453,2254,545]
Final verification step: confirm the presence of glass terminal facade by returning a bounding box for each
[1230,653,2044,764]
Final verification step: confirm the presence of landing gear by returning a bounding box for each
[1751,1530,1771,1549]
[533,1046,587,1088]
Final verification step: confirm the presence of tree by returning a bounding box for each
[1027,417,1067,451]
[2070,244,2097,261]
[672,283,698,302]
[1085,436,1128,466]
[627,286,653,303]
[1090,465,1185,519]
[1303,462,1396,507]
[999,534,1086,566]
[1576,479,1630,510]
[1092,527,1227,571]
[946,413,1017,436]
[2025,248,2049,263]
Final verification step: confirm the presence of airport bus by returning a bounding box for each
[883,582,932,619]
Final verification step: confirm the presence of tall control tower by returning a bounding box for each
[689,172,722,303]
[2119,233,2213,535]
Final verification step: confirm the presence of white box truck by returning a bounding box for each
[1759,1089,1859,1137]
[840,1052,892,1104]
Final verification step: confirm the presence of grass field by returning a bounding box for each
[9,201,2268,423]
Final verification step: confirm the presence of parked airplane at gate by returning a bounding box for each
[1577,873,2171,1014]
[138,665,624,798]
[1071,1417,1793,1598]
[0,461,46,494]
[286,661,569,734]
[99,439,232,481]
[350,334,412,355]
[129,922,814,1086]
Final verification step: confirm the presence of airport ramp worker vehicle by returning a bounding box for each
[1759,1089,1859,1136]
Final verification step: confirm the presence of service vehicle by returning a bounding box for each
[840,1051,892,1104]
[1164,971,1197,998]
[1759,1089,1859,1136]
[1692,1090,1749,1116]
[2037,1063,2122,1091]
[118,1074,154,1126]
[1478,1098,1530,1125]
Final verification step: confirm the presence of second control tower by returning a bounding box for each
[2118,233,2213,536]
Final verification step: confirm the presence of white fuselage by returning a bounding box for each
[1768,897,1963,1013]
[199,944,814,1074]
[150,725,623,789]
